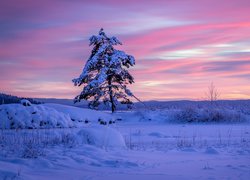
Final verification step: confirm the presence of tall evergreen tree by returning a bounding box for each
[72,28,135,113]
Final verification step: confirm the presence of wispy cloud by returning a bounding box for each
[0,0,250,100]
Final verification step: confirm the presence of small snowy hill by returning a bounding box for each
[44,103,113,123]
[0,103,114,129]
[77,125,126,149]
[0,104,74,129]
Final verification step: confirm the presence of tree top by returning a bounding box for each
[89,28,122,46]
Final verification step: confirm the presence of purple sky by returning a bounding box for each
[0,0,250,100]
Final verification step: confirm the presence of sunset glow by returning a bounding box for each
[0,0,250,100]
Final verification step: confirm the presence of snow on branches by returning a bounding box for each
[72,28,135,112]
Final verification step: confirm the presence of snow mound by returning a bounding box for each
[20,99,32,106]
[205,147,219,154]
[0,104,74,129]
[44,103,113,123]
[77,125,126,149]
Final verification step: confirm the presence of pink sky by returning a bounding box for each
[0,0,250,100]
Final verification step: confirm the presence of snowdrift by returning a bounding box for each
[0,103,115,129]
[77,125,126,149]
[0,104,74,129]
[44,103,113,123]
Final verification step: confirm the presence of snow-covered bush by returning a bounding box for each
[20,99,32,106]
[172,107,247,123]
[175,107,199,123]
[0,104,74,129]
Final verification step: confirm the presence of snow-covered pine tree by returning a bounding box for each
[72,28,135,113]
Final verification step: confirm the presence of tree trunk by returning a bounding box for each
[108,77,115,113]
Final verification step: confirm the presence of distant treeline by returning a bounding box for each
[0,93,41,105]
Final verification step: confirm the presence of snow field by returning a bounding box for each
[117,123,250,151]
[1,103,250,179]
[1,122,250,180]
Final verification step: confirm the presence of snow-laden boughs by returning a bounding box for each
[72,28,135,112]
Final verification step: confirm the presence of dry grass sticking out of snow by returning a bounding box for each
[0,125,126,159]
[1,123,250,180]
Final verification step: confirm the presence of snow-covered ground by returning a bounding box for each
[0,103,250,180]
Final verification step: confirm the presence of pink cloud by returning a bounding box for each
[0,0,250,100]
